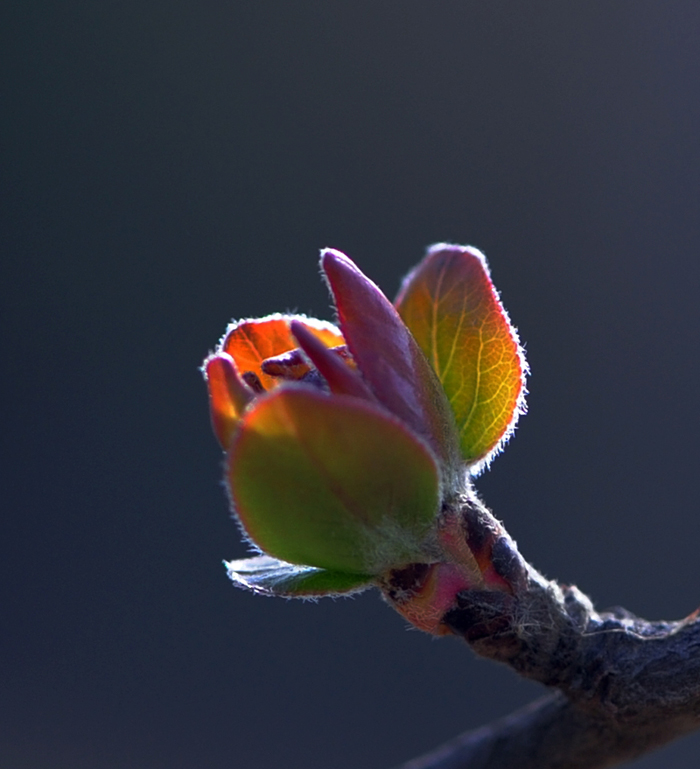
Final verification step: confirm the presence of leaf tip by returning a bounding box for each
[396,243,529,473]
[203,352,255,448]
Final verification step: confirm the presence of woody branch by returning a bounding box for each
[394,495,700,769]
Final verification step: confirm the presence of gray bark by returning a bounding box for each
[392,496,700,769]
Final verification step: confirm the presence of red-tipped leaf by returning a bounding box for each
[395,244,526,468]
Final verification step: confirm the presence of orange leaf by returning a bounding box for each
[395,244,526,469]
[203,353,254,448]
[221,314,343,392]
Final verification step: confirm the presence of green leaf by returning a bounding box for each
[228,387,441,574]
[395,244,527,469]
[225,556,374,597]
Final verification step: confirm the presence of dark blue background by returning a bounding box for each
[3,2,700,767]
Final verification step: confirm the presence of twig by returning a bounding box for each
[392,495,700,769]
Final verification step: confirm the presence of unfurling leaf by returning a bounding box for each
[321,249,463,488]
[203,353,254,448]
[204,244,526,618]
[395,244,526,469]
[229,387,441,574]
[290,319,376,401]
[222,314,343,392]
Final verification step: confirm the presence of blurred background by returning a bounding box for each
[3,2,700,767]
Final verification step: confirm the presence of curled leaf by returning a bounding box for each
[321,249,463,488]
[290,319,376,401]
[203,353,254,448]
[222,314,343,392]
[395,244,526,469]
[225,555,373,597]
[228,387,441,574]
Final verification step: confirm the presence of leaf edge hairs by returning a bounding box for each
[202,245,526,635]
